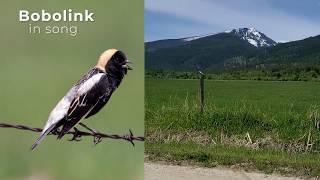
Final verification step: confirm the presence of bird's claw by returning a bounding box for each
[69,128,82,142]
[93,135,102,145]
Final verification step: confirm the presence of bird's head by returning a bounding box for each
[96,49,132,78]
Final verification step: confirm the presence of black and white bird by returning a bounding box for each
[31,49,132,150]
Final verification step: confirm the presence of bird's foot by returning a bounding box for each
[93,135,102,145]
[78,123,102,145]
[69,127,82,141]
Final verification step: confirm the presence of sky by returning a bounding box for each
[145,0,320,42]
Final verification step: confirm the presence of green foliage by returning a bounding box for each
[146,66,320,81]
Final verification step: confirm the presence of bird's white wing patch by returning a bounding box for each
[41,73,104,133]
[77,73,104,96]
[42,86,77,132]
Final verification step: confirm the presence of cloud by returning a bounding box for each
[145,0,320,41]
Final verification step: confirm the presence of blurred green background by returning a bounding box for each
[0,1,144,180]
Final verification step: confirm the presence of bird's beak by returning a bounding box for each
[122,60,133,70]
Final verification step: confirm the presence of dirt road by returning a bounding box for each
[144,162,303,180]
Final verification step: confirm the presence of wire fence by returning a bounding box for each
[0,123,144,146]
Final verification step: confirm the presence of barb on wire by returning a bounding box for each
[0,123,144,146]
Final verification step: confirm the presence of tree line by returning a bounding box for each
[146,65,320,81]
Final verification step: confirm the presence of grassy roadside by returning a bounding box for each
[146,142,320,177]
[146,79,320,177]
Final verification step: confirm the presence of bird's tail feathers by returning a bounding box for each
[30,123,56,151]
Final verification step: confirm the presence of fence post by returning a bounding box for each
[199,71,205,113]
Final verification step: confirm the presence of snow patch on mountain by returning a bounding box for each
[229,27,277,47]
[179,27,277,48]
[247,39,258,47]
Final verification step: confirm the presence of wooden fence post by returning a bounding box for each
[199,71,205,113]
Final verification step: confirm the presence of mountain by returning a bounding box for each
[233,35,320,70]
[145,28,277,71]
[146,28,320,72]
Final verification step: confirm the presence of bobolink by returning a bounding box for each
[31,49,132,150]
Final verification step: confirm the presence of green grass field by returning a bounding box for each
[0,1,143,180]
[146,79,320,176]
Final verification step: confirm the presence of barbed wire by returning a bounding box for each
[0,123,144,146]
